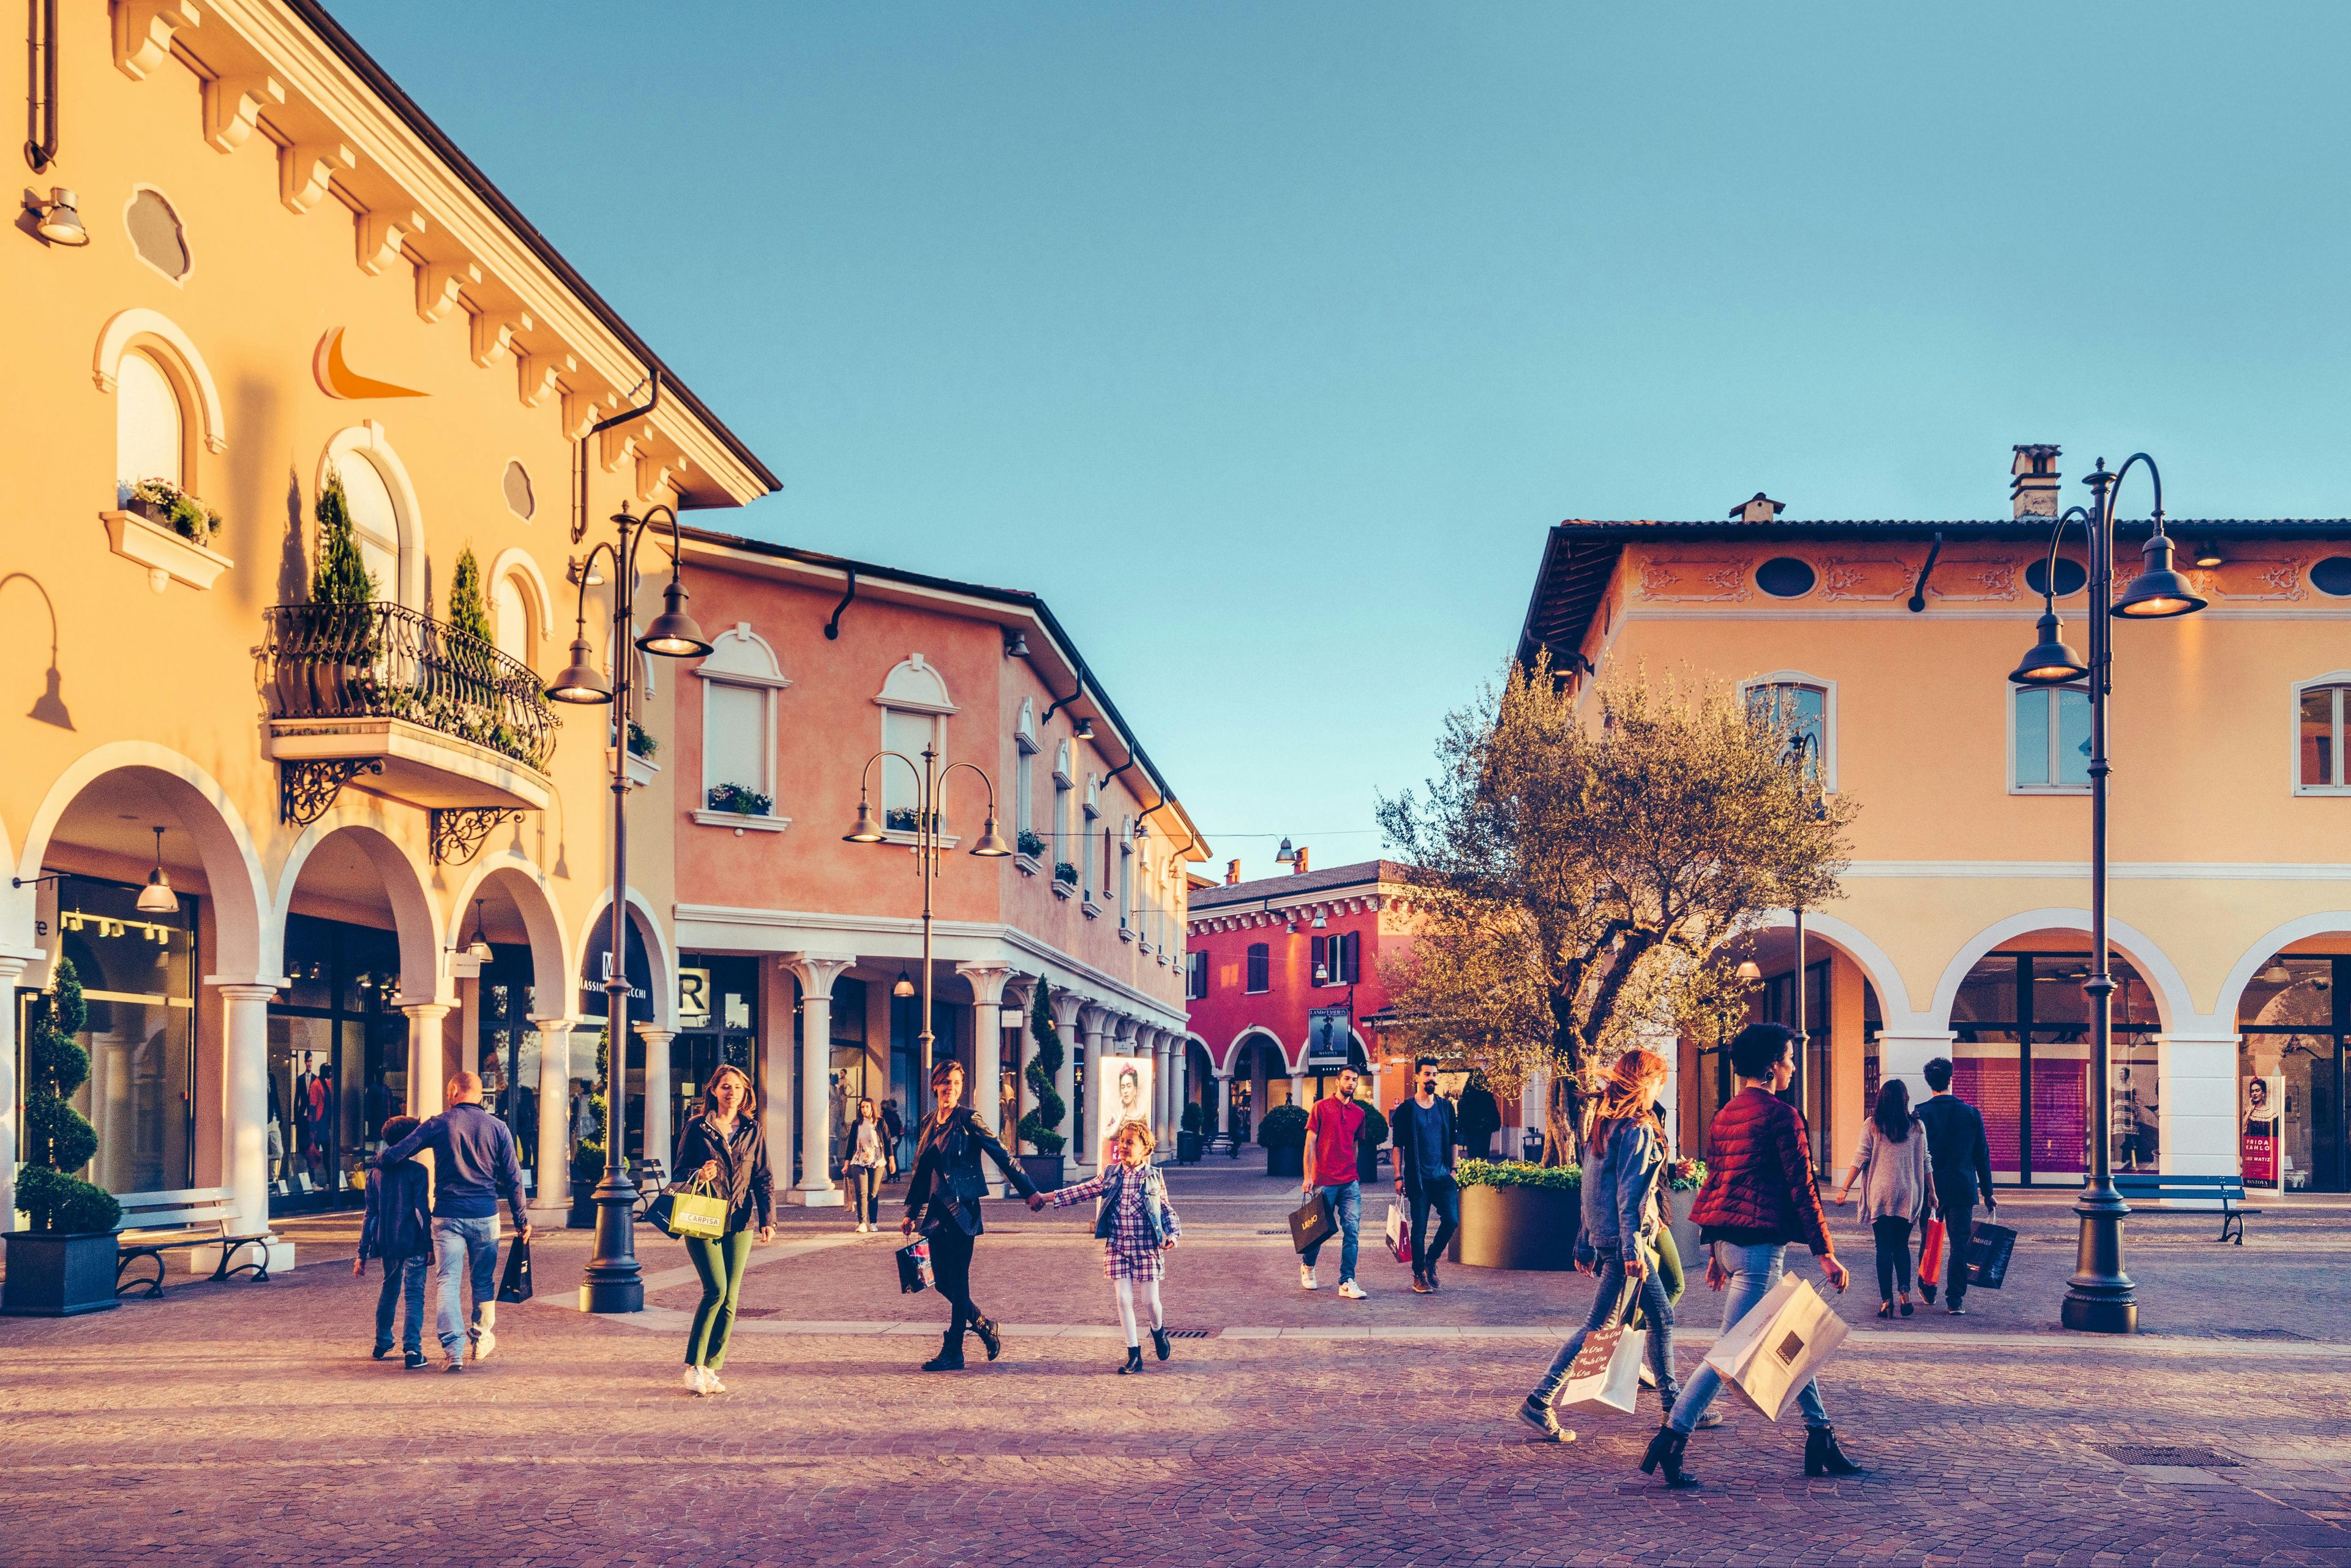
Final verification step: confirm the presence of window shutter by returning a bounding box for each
[1310,936,1326,984]
[1343,931,1360,983]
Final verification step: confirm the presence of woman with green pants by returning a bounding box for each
[672,1064,772,1395]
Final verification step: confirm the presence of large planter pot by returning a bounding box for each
[1447,1182,1582,1271]
[1,1231,121,1317]
[1265,1144,1303,1180]
[1176,1131,1204,1165]
[567,1171,599,1229]
[1019,1153,1065,1193]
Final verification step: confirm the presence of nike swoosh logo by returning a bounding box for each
[313,327,427,399]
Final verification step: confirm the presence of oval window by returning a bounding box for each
[2312,557,2351,598]
[1755,557,1816,598]
[503,459,535,521]
[2024,558,2088,598]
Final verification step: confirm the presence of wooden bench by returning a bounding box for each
[2112,1172,2255,1245]
[114,1187,274,1299]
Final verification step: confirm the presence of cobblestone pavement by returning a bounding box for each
[4,1165,2348,1567]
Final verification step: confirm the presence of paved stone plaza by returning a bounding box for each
[4,1164,2348,1568]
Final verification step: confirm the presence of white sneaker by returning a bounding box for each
[704,1370,727,1394]
[1338,1280,1367,1300]
[470,1327,497,1364]
[685,1365,710,1396]
[1300,1265,1319,1291]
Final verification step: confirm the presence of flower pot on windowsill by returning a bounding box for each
[102,509,233,593]
[1,1230,121,1317]
[1014,853,1041,877]
[604,746,659,789]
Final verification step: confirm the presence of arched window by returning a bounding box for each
[1741,673,1835,790]
[2296,677,2351,795]
[114,351,183,503]
[874,655,955,836]
[339,456,402,601]
[1245,942,1270,995]
[697,624,791,825]
[1052,738,1074,877]
[492,572,533,667]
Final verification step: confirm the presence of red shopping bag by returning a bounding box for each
[1918,1218,1948,1282]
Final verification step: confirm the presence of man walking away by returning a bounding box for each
[1914,1056,1996,1315]
[1392,1056,1460,1294]
[1300,1065,1370,1299]
[378,1071,534,1372]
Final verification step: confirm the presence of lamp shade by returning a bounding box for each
[34,188,88,246]
[1735,959,1762,981]
[135,827,175,913]
[1074,717,1095,740]
[1275,837,1295,864]
[1311,909,1327,929]
[637,579,714,658]
[548,636,613,703]
[970,813,1014,857]
[892,969,916,999]
[2010,610,2089,686]
[2113,532,2208,618]
[842,797,885,842]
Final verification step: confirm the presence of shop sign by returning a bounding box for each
[678,967,712,1027]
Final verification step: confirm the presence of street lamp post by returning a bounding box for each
[2008,453,2207,1335]
[843,748,1013,1117]
[547,501,715,1315]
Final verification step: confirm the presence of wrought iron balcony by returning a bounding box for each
[258,602,559,860]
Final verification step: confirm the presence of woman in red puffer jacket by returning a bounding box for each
[1638,1023,1861,1489]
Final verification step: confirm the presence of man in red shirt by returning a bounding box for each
[1300,1065,1370,1298]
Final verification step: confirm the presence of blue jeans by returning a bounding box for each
[433,1215,501,1361]
[373,1255,427,1355]
[1667,1242,1830,1433]
[1406,1178,1461,1275]
[1531,1255,1676,1407]
[1302,1180,1361,1281]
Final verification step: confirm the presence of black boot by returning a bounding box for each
[1150,1326,1172,1361]
[1116,1344,1144,1375]
[972,1316,1003,1362]
[1638,1427,1697,1488]
[1804,1425,1869,1477]
[921,1330,965,1371]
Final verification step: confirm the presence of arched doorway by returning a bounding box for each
[1224,1029,1292,1144]
[445,858,569,1192]
[575,891,673,1180]
[2230,932,2351,1192]
[1714,921,1894,1179]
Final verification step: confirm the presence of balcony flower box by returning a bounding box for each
[694,781,788,835]
[1052,861,1078,899]
[103,508,233,593]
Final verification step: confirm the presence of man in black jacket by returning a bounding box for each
[1914,1057,1997,1314]
[1392,1057,1461,1294]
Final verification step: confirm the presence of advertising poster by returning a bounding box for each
[2241,1075,2284,1188]
[1305,1007,1355,1068]
[1098,1054,1154,1150]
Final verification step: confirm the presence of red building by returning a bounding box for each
[1185,855,1419,1146]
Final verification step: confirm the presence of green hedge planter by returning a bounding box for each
[1447,1160,1583,1271]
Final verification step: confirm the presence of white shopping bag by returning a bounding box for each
[1557,1281,1646,1414]
[1699,1272,1850,1423]
[1384,1202,1408,1262]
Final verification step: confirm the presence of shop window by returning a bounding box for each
[1948,949,2161,1185]
[47,875,197,1196]
[2239,955,2342,1192]
[2013,685,2091,792]
[2297,681,2351,795]
[271,912,407,1209]
[674,953,760,1171]
[1245,942,1270,994]
[114,350,184,504]
[1742,677,1833,789]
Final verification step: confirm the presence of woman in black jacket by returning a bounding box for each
[671,1064,772,1396]
[901,1058,1046,1370]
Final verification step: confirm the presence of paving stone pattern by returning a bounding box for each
[4,1165,2347,1567]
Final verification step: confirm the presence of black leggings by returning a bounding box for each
[1872,1216,1914,1300]
[929,1224,980,1334]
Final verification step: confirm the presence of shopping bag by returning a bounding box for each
[1967,1218,2018,1291]
[1918,1217,1947,1283]
[1288,1191,1337,1255]
[1558,1282,1646,1414]
[495,1236,534,1304]
[896,1238,934,1294]
[648,1177,727,1241]
[1699,1272,1850,1423]
[1384,1202,1408,1263]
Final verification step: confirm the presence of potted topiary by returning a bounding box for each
[1666,1155,1708,1272]
[1015,981,1068,1190]
[1177,1100,1206,1165]
[3,958,124,1316]
[1448,1158,1583,1271]
[1258,1102,1309,1179]
[1355,1099,1389,1182]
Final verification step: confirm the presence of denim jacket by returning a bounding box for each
[1092,1163,1171,1247]
[1577,1115,1663,1266]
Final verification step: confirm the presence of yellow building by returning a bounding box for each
[1518,450,2351,1192]
[1,0,774,1255]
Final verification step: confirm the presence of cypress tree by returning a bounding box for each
[310,466,378,607]
[447,545,492,645]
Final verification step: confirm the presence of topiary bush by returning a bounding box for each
[1257,1102,1308,1150]
[1018,981,1067,1155]
[18,958,121,1234]
[1455,1157,1581,1191]
[1180,1100,1206,1136]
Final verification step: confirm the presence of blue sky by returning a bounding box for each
[334,1,2351,878]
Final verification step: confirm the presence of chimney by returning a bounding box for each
[2012,445,2061,519]
[1292,846,1310,874]
[1224,859,1240,887]
[1729,492,1785,524]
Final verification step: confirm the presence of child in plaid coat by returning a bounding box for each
[1048,1117,1182,1373]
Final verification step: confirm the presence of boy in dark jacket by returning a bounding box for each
[356,1114,433,1369]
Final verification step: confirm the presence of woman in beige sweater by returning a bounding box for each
[1835,1081,1934,1318]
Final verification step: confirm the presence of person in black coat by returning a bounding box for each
[901,1057,1046,1370]
[1914,1056,1997,1315]
[670,1064,773,1395]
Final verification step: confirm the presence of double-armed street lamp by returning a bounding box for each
[2008,454,2207,1335]
[547,500,714,1315]
[843,749,1013,1116]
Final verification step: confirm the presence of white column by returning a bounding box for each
[638,1026,677,1178]
[456,968,482,1079]
[958,963,1014,1195]
[1152,1029,1174,1157]
[781,955,855,1206]
[1213,1069,1232,1142]
[1875,1031,1955,1110]
[1289,1072,1307,1107]
[1003,977,1036,1152]
[1080,1004,1116,1172]
[0,956,23,1229]
[530,1017,577,1216]
[2158,1033,2241,1179]
[213,982,281,1236]
[401,1002,451,1119]
[1051,990,1086,1168]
